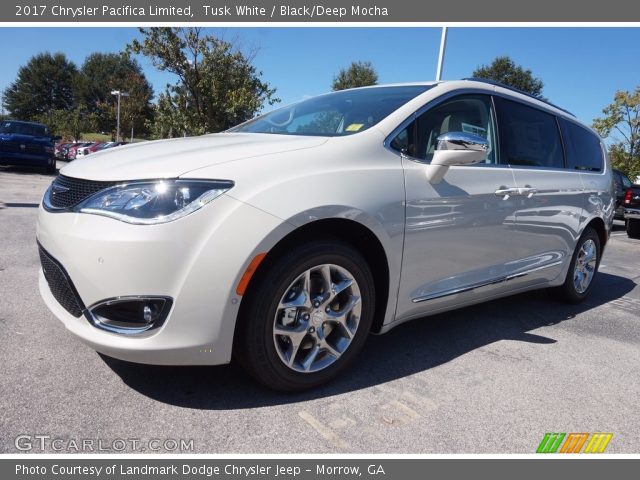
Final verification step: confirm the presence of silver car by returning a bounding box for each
[37,79,614,391]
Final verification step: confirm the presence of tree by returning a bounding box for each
[36,107,98,141]
[76,53,154,136]
[128,27,278,137]
[472,56,544,98]
[332,61,378,91]
[593,88,640,179]
[4,52,77,120]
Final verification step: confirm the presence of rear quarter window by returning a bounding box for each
[494,96,565,169]
[560,119,604,172]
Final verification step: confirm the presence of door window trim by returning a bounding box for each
[492,94,568,172]
[558,116,607,175]
[384,89,507,168]
[386,88,601,174]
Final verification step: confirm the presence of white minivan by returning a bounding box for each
[37,79,614,391]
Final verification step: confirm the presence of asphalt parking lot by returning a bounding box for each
[1,163,639,454]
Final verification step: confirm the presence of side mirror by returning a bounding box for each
[52,136,62,141]
[425,132,488,184]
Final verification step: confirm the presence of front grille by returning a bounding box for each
[0,140,20,152]
[25,144,44,154]
[48,175,116,209]
[38,245,85,318]
[0,141,45,154]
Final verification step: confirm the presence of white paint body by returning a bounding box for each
[37,80,614,366]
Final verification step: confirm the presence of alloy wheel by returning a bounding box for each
[573,239,597,294]
[272,264,361,373]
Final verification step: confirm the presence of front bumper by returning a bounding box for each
[1,152,52,167]
[624,208,640,220]
[36,194,290,365]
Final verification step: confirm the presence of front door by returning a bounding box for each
[390,94,523,322]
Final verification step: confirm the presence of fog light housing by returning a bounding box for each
[86,296,173,335]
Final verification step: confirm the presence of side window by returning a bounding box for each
[622,175,633,188]
[560,118,604,172]
[389,94,498,164]
[613,170,622,193]
[389,124,414,155]
[494,96,565,169]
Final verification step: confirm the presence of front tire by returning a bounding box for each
[627,218,640,239]
[235,240,375,392]
[550,227,600,304]
[46,157,56,174]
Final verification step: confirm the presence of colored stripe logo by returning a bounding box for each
[537,433,612,453]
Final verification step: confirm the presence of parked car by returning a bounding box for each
[623,183,640,238]
[0,120,58,173]
[75,142,104,160]
[95,141,126,152]
[55,142,73,159]
[37,79,614,391]
[57,143,71,160]
[66,142,93,161]
[94,142,115,151]
[613,168,634,220]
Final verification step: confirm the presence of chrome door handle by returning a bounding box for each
[518,187,537,198]
[494,187,519,199]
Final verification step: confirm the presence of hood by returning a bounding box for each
[60,133,329,181]
[0,133,53,144]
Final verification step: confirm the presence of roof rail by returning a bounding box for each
[462,77,575,117]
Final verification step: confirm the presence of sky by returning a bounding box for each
[0,27,639,127]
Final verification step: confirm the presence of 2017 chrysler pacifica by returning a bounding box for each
[37,79,614,391]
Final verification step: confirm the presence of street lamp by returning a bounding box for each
[111,90,129,141]
[435,27,448,81]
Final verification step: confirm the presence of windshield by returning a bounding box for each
[0,121,49,137]
[230,85,433,137]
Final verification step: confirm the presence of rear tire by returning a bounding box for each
[550,227,600,304]
[234,240,375,392]
[627,218,640,239]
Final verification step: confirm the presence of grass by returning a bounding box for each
[80,133,148,143]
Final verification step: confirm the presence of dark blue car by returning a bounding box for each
[0,120,58,173]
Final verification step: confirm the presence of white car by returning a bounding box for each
[37,79,614,391]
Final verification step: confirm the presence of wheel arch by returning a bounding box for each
[235,218,392,340]
[584,216,607,251]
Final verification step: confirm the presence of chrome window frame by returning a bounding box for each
[384,87,604,175]
[383,88,509,169]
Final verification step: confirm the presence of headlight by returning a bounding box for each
[75,179,234,225]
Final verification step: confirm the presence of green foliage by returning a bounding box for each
[593,88,640,180]
[3,51,154,140]
[36,107,98,141]
[76,53,154,136]
[128,27,279,138]
[331,61,378,91]
[472,56,544,98]
[3,52,77,120]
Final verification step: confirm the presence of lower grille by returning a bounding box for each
[38,245,85,318]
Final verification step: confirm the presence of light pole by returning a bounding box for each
[435,27,448,81]
[111,90,129,141]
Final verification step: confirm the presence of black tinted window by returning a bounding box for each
[560,119,603,172]
[0,121,48,136]
[495,97,564,169]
